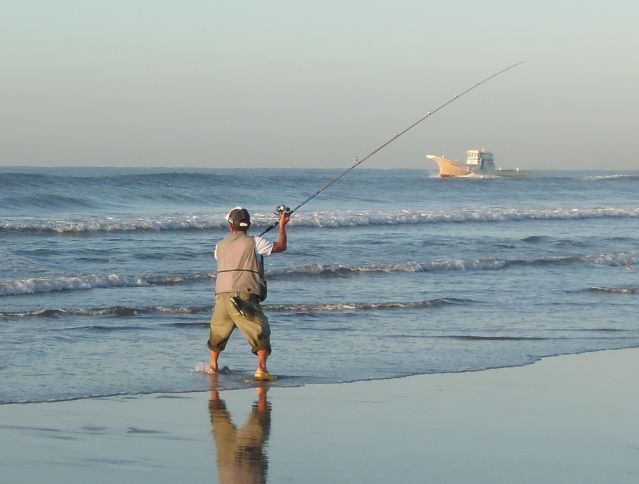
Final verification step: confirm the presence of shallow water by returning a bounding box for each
[1,167,638,403]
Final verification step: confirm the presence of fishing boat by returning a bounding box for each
[427,149,528,178]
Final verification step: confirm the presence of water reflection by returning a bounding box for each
[209,378,271,484]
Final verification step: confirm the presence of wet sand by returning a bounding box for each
[2,348,638,483]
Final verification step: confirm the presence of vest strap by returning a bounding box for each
[217,269,261,275]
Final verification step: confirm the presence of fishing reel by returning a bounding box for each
[274,204,292,216]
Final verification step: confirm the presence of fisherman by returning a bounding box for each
[208,206,290,381]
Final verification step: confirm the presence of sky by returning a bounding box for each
[1,0,638,170]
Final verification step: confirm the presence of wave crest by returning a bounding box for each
[2,252,637,297]
[0,272,213,296]
[589,286,639,295]
[3,207,639,234]
[0,298,469,319]
[581,174,639,181]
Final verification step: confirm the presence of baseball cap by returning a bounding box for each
[226,206,251,227]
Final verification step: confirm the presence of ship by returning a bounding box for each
[427,149,528,178]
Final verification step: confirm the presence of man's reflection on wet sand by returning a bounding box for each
[209,377,272,484]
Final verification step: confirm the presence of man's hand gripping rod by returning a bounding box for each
[260,60,525,236]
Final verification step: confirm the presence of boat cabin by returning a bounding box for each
[466,150,495,170]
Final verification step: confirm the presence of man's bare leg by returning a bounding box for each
[256,349,268,374]
[210,351,220,373]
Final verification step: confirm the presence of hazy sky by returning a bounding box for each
[2,1,638,169]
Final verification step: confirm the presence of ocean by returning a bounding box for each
[1,167,638,404]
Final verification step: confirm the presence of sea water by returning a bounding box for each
[1,167,638,404]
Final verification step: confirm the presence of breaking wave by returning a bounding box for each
[265,298,468,312]
[0,305,212,318]
[0,298,470,319]
[588,287,639,295]
[0,272,214,296]
[2,252,638,297]
[580,174,639,181]
[2,207,639,234]
[273,252,639,278]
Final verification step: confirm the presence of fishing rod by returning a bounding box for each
[260,59,525,236]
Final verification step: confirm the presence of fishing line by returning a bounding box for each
[260,60,525,236]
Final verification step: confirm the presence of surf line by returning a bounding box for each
[261,60,525,236]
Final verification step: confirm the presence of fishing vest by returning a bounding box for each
[215,232,265,297]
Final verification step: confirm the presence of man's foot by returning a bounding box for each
[209,351,220,374]
[254,370,278,382]
[207,365,232,374]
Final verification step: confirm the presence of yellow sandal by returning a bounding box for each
[254,371,278,382]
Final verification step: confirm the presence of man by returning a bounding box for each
[208,206,290,381]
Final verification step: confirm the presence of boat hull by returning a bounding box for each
[427,155,528,178]
[427,155,470,177]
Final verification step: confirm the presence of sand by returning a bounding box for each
[2,348,638,483]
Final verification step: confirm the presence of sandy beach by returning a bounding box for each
[2,348,638,484]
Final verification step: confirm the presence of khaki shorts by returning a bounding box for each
[207,292,271,355]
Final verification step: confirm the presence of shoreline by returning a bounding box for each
[2,348,639,483]
[3,345,638,406]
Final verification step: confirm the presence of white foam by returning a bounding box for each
[0,299,466,319]
[269,259,509,277]
[265,299,464,312]
[581,174,637,181]
[2,252,637,297]
[194,362,214,374]
[591,287,639,295]
[0,272,214,296]
[2,207,639,233]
